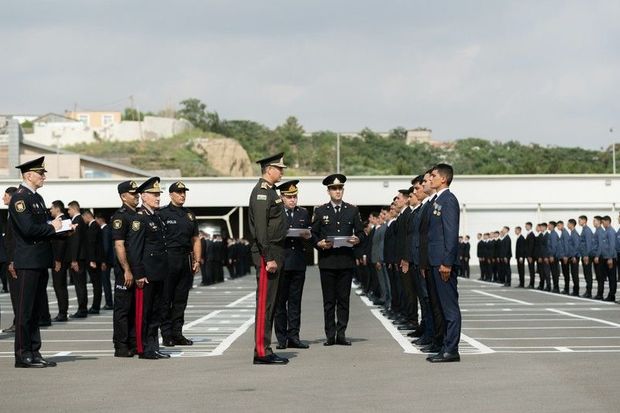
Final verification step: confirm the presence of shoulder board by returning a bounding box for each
[137,211,144,215]
[260,182,269,190]
[15,187,28,194]
[298,206,308,212]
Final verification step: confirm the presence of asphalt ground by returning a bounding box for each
[1,266,620,412]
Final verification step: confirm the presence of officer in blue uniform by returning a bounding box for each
[274,180,311,350]
[311,174,364,346]
[159,181,201,347]
[126,177,170,360]
[10,157,63,368]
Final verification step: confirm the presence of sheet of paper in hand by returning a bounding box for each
[47,219,73,234]
[326,236,354,248]
[287,228,311,238]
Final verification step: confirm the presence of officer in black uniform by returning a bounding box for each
[127,177,170,360]
[10,156,63,368]
[159,181,201,347]
[312,174,364,346]
[111,180,140,357]
[274,180,311,350]
[248,153,288,365]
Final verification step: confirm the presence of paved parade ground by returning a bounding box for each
[2,267,620,412]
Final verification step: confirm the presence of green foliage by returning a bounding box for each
[121,107,144,121]
[177,98,220,132]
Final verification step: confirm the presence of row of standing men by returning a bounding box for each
[476,216,619,302]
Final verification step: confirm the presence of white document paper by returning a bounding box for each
[48,219,72,233]
[287,228,311,238]
[326,236,354,248]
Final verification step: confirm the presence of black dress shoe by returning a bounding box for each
[552,287,560,294]
[581,292,592,298]
[427,351,461,363]
[114,348,134,358]
[174,336,193,346]
[593,295,604,300]
[409,329,424,338]
[15,357,46,368]
[569,292,580,297]
[155,351,171,359]
[139,352,159,359]
[604,296,616,302]
[69,312,87,319]
[33,356,57,367]
[287,340,309,349]
[103,304,114,310]
[38,319,52,327]
[53,315,68,322]
[336,337,352,346]
[561,290,569,295]
[276,343,287,350]
[413,337,432,346]
[420,344,442,353]
[253,354,289,365]
[87,308,100,314]
[162,337,176,347]
[324,337,336,346]
[397,324,416,331]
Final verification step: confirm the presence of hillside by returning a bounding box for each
[66,119,614,177]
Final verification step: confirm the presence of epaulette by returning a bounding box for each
[260,182,270,190]
[15,187,27,194]
[137,210,144,215]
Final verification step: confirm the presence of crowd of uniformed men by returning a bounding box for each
[0,156,252,367]
[475,218,619,302]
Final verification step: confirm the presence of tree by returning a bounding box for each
[122,107,144,121]
[177,98,209,130]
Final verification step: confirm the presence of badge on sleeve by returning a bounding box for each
[131,221,141,231]
[15,200,26,213]
[187,213,194,221]
[112,219,122,229]
[257,194,267,201]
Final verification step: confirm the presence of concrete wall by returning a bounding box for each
[26,122,94,147]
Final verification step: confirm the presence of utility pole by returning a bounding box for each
[611,128,616,175]
[336,133,341,173]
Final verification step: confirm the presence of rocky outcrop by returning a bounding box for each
[192,136,253,177]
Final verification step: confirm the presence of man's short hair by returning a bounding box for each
[411,175,424,186]
[432,163,454,185]
[5,186,17,195]
[503,226,510,231]
[82,209,94,218]
[594,215,603,221]
[603,215,612,222]
[68,200,81,210]
[568,219,576,226]
[51,200,65,210]
[579,215,587,221]
[515,226,522,231]
[525,221,532,226]
[557,220,564,225]
[95,213,107,222]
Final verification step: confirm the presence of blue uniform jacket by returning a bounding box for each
[427,189,460,267]
[602,226,616,259]
[579,226,594,257]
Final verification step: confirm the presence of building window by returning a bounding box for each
[78,114,89,126]
[102,114,114,125]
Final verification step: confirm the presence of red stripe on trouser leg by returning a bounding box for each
[135,288,144,354]
[255,257,268,357]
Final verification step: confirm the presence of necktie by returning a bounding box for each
[287,209,293,220]
[335,205,341,219]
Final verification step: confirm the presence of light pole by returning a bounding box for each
[336,133,341,173]
[611,128,615,174]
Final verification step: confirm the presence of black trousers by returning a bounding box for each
[161,252,193,339]
[431,266,461,354]
[14,268,48,362]
[7,268,18,326]
[113,267,135,351]
[537,259,550,289]
[412,265,432,339]
[0,261,7,291]
[594,258,605,297]
[607,259,617,298]
[275,269,306,344]
[502,259,512,285]
[582,257,593,294]
[400,267,418,325]
[71,261,88,313]
[549,259,560,289]
[101,265,113,307]
[135,280,165,355]
[462,258,470,278]
[254,257,280,357]
[319,268,353,340]
[39,271,51,323]
[569,259,580,294]
[87,265,102,311]
[560,259,571,292]
[423,267,445,346]
[387,264,402,314]
[52,264,69,317]
[527,258,536,287]
[517,258,525,286]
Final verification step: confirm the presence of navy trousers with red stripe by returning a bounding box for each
[254,257,280,358]
[135,280,165,355]
[14,269,47,361]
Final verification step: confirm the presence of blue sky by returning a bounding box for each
[1,0,619,148]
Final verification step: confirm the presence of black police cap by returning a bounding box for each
[169,181,189,192]
[16,156,47,174]
[322,174,347,187]
[117,180,139,194]
[256,152,287,168]
[398,188,411,196]
[277,179,299,195]
[137,177,162,194]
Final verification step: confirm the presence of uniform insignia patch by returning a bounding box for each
[15,200,26,213]
[112,219,122,229]
[187,213,194,221]
[260,182,269,190]
[131,221,141,231]
[275,198,282,204]
[257,194,267,201]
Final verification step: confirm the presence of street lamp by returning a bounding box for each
[611,128,615,175]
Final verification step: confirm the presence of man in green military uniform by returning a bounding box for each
[248,153,289,365]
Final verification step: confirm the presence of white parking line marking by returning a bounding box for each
[208,317,254,356]
[225,292,256,307]
[471,290,534,306]
[370,309,421,354]
[547,308,620,328]
[460,334,495,354]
